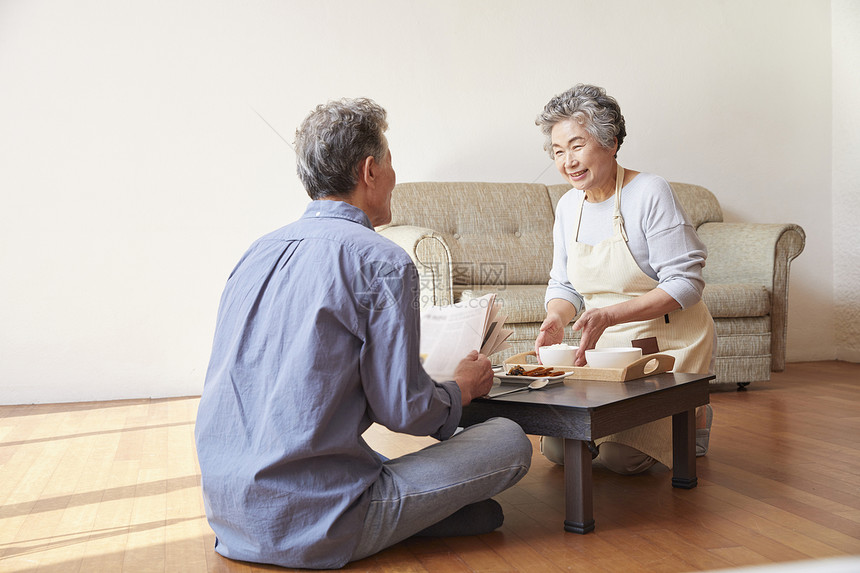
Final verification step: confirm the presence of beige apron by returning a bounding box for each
[567,164,715,468]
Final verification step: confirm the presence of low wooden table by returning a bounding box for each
[460,372,713,533]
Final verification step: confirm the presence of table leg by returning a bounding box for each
[672,408,697,489]
[563,438,595,534]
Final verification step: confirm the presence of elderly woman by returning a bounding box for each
[534,84,715,475]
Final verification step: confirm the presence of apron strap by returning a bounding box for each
[613,164,628,241]
[576,163,628,241]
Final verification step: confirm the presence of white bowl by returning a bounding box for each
[584,347,643,369]
[539,344,578,366]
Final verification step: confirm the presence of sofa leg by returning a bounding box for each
[737,382,750,391]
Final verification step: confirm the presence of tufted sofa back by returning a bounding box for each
[388,180,725,287]
[547,182,724,229]
[388,182,556,285]
[667,182,724,228]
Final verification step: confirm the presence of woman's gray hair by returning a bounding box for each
[536,84,626,158]
[294,98,389,199]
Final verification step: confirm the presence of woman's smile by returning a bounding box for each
[568,169,588,181]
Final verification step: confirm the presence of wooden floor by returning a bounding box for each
[1,361,859,572]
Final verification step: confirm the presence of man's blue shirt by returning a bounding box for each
[195,200,462,569]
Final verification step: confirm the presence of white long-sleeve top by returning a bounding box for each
[545,172,708,313]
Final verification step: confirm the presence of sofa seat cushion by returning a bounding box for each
[702,283,770,318]
[461,282,770,323]
[461,283,769,320]
[457,285,548,324]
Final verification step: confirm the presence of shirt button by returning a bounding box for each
[515,231,522,238]
[453,233,460,239]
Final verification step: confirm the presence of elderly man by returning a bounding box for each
[195,98,531,569]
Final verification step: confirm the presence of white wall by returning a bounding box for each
[832,0,860,362]
[0,0,848,404]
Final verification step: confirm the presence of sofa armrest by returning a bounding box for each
[378,225,455,307]
[697,222,806,371]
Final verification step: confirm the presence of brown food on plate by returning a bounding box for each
[506,365,565,377]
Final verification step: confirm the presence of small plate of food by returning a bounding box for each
[495,364,571,386]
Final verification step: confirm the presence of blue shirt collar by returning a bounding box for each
[302,200,373,230]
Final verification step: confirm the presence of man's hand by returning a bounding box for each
[453,350,494,405]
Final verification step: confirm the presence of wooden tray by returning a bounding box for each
[504,351,675,382]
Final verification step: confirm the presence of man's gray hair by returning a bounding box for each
[294,98,389,199]
[536,84,626,158]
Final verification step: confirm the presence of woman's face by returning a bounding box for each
[550,119,617,194]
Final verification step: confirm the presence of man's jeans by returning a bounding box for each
[350,417,532,561]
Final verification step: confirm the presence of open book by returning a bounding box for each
[420,293,513,382]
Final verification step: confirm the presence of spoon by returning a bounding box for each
[488,378,549,399]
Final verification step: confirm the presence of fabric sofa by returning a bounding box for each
[377,181,805,388]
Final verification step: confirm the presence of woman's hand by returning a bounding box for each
[535,315,566,360]
[570,307,614,366]
[534,299,579,362]
[572,288,682,366]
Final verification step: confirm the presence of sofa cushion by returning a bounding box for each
[462,282,770,323]
[457,285,549,324]
[547,184,571,212]
[547,182,724,230]
[669,183,724,228]
[390,182,556,285]
[702,283,770,318]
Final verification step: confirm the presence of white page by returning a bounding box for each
[420,293,496,382]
